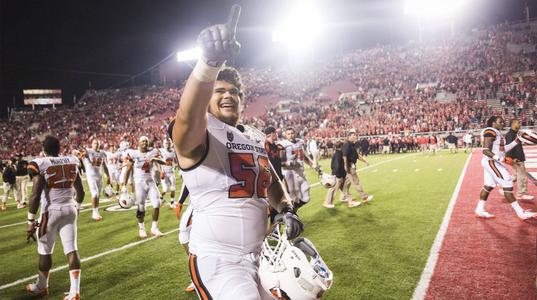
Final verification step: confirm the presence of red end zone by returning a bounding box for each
[422,149,537,300]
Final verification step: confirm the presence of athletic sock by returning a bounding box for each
[511,201,524,216]
[151,221,158,230]
[69,269,81,294]
[476,200,486,211]
[36,270,49,289]
[92,208,99,215]
[138,222,145,230]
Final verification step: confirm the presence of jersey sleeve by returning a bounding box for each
[27,159,41,178]
[483,129,497,138]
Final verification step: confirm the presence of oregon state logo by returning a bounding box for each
[227,131,234,142]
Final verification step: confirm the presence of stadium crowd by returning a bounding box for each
[1,22,536,159]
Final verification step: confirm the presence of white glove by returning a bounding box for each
[197,4,241,67]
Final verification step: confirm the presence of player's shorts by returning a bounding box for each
[134,178,161,211]
[108,167,120,184]
[448,143,456,149]
[37,203,78,255]
[282,169,310,204]
[87,176,102,198]
[161,173,176,192]
[482,158,513,188]
[178,204,193,245]
[188,253,272,300]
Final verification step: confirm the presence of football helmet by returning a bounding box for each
[259,226,333,300]
[104,184,114,197]
[118,190,134,209]
[320,173,336,189]
[518,129,537,145]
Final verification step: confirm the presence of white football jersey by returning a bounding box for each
[104,151,120,170]
[82,150,106,178]
[124,148,159,180]
[180,113,272,257]
[159,147,176,174]
[28,156,81,209]
[279,138,306,169]
[481,127,505,159]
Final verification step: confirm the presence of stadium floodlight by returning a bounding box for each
[176,47,201,62]
[404,0,466,17]
[271,0,324,50]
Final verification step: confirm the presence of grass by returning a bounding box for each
[0,150,468,299]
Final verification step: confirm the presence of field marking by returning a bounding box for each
[412,152,472,300]
[0,201,116,230]
[0,228,179,290]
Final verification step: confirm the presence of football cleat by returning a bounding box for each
[363,195,374,203]
[17,202,27,209]
[518,210,537,220]
[184,282,195,293]
[92,215,103,221]
[474,210,495,219]
[150,228,164,237]
[63,293,80,300]
[169,201,177,209]
[1,202,7,211]
[25,283,48,297]
[322,203,335,209]
[139,229,148,239]
[348,200,361,208]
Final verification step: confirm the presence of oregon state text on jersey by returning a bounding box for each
[481,127,505,159]
[179,113,272,257]
[28,156,81,208]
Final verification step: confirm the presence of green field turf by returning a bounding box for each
[0,151,468,299]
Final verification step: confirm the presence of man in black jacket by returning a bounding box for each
[14,155,29,208]
[2,160,18,211]
[323,141,346,208]
[506,119,534,201]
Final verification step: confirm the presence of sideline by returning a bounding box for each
[411,152,473,300]
[0,228,179,290]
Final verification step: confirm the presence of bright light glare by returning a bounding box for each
[176,48,201,62]
[404,0,465,17]
[272,0,323,50]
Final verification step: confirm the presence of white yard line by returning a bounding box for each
[0,201,116,230]
[411,153,472,300]
[0,228,179,290]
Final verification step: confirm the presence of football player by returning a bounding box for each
[25,135,85,300]
[475,116,537,220]
[80,139,110,221]
[279,127,319,210]
[123,136,165,238]
[168,5,303,299]
[104,144,121,194]
[159,138,178,207]
[175,183,195,293]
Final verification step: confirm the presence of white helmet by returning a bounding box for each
[320,173,336,189]
[118,191,134,209]
[104,184,114,197]
[258,227,333,300]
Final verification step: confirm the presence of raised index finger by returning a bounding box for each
[227,4,241,34]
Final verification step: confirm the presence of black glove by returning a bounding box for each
[275,208,303,240]
[197,4,241,67]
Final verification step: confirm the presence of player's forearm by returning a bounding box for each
[28,176,44,215]
[267,181,293,213]
[504,140,520,153]
[482,149,495,159]
[74,176,85,204]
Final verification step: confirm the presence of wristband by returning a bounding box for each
[28,212,36,220]
[192,59,221,83]
[492,154,502,162]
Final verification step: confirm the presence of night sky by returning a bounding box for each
[0,0,535,117]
